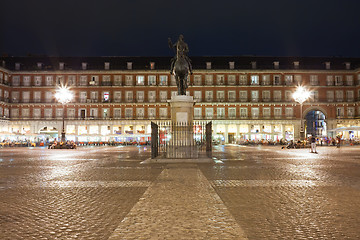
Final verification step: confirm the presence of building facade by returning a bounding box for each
[1,56,360,144]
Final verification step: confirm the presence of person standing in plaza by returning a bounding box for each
[310,135,317,153]
[337,135,341,148]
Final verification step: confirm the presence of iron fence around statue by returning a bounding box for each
[151,122,159,159]
[206,121,212,158]
[151,121,211,159]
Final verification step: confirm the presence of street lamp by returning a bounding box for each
[293,86,310,140]
[54,86,73,142]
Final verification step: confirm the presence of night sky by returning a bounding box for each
[1,0,360,57]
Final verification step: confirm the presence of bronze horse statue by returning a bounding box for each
[169,35,193,95]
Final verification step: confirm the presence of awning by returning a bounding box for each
[328,126,360,132]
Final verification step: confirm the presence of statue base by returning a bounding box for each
[168,95,195,124]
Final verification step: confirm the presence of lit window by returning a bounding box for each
[159,75,168,86]
[103,92,110,102]
[136,76,145,85]
[251,75,259,85]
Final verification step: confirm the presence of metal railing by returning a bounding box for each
[151,121,211,159]
[3,96,360,105]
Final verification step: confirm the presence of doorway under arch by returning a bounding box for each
[305,110,327,137]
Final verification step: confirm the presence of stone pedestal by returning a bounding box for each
[168,95,195,124]
[167,95,196,158]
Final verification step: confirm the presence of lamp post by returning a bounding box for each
[54,86,73,142]
[293,86,310,140]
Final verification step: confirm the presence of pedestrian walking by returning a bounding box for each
[336,136,341,148]
[310,135,317,153]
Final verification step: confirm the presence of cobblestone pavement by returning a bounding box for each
[1,145,360,239]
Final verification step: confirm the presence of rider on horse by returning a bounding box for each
[168,35,193,75]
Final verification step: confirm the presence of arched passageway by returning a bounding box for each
[305,110,327,137]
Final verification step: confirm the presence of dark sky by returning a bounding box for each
[1,0,360,57]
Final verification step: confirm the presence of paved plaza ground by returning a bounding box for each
[1,144,360,239]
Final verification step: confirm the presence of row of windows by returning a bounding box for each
[2,89,358,104]
[2,106,357,119]
[9,60,357,71]
[5,73,360,87]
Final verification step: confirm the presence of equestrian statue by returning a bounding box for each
[168,34,193,95]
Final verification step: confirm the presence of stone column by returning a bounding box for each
[75,124,79,142]
[281,124,286,140]
[133,125,138,141]
[294,121,301,140]
[224,124,229,144]
[236,124,240,143]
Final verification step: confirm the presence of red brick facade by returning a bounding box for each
[1,56,359,143]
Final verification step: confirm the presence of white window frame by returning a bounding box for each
[136,75,145,86]
[148,75,156,86]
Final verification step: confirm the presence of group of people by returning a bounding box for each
[48,140,77,149]
[286,135,343,154]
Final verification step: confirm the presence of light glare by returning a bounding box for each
[293,86,310,104]
[55,87,73,104]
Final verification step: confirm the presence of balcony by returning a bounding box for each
[101,82,112,86]
[0,80,10,86]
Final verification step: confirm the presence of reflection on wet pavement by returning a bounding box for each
[1,145,360,239]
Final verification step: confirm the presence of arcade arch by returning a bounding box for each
[303,108,327,137]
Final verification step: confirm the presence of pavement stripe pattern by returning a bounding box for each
[108,164,247,240]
